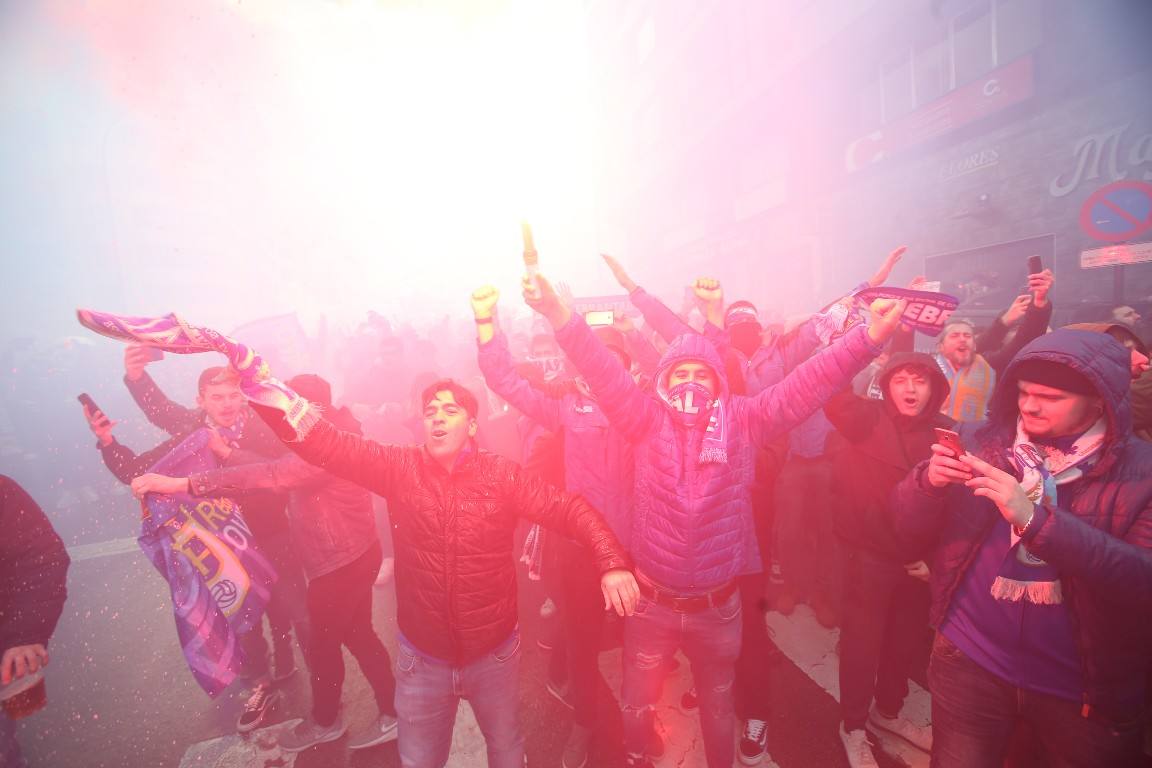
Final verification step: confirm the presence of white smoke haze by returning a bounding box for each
[2,0,602,338]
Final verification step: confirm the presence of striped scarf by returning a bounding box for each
[937,353,995,423]
[76,308,318,438]
[990,416,1106,605]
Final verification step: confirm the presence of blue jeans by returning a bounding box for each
[621,590,742,768]
[395,630,524,768]
[929,632,1144,768]
[0,711,27,768]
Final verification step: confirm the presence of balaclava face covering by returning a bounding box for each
[666,380,714,428]
[729,323,762,358]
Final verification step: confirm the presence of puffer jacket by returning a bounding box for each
[824,352,954,560]
[555,316,881,590]
[478,332,635,546]
[188,406,376,580]
[256,411,630,664]
[892,329,1152,726]
[0,476,70,655]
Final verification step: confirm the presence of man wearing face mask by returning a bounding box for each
[823,353,953,767]
[893,329,1152,767]
[522,269,905,768]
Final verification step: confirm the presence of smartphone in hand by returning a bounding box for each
[1025,255,1044,296]
[77,393,110,427]
[934,427,965,458]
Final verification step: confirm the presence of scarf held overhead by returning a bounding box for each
[76,308,317,436]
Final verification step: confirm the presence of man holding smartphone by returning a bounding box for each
[936,266,1054,423]
[84,354,309,733]
[893,329,1152,767]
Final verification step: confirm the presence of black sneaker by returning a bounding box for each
[678,686,698,714]
[739,718,769,765]
[624,756,655,768]
[236,683,281,733]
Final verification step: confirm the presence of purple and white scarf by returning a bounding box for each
[76,308,318,437]
[991,416,1106,605]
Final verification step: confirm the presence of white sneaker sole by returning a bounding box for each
[866,717,931,754]
[738,747,767,765]
[279,723,348,753]
[348,724,398,750]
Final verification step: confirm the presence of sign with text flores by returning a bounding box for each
[1080,241,1152,269]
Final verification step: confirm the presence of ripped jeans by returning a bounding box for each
[621,590,742,768]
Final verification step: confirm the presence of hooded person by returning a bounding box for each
[892,329,1152,767]
[823,352,952,766]
[1063,322,1152,442]
[523,270,905,768]
[471,287,637,768]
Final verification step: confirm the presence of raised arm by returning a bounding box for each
[250,403,414,498]
[83,402,184,484]
[617,315,662,376]
[744,300,904,447]
[123,345,202,435]
[524,273,661,440]
[472,286,564,432]
[627,285,696,344]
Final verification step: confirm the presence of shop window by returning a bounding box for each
[882,53,915,122]
[914,38,949,104]
[995,0,1042,63]
[951,1,994,87]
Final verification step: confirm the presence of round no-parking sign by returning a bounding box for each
[1079,180,1152,243]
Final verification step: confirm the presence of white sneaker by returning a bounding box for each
[348,713,398,750]
[868,706,933,752]
[839,724,879,768]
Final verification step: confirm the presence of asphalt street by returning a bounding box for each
[10,531,942,768]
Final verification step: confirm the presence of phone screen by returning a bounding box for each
[585,310,615,327]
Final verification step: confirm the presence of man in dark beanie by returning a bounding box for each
[892,329,1152,767]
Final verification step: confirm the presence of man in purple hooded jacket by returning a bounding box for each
[522,270,906,768]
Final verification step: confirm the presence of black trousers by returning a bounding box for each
[307,542,397,725]
[838,547,929,730]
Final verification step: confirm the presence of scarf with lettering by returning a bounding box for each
[663,381,728,465]
[141,428,278,696]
